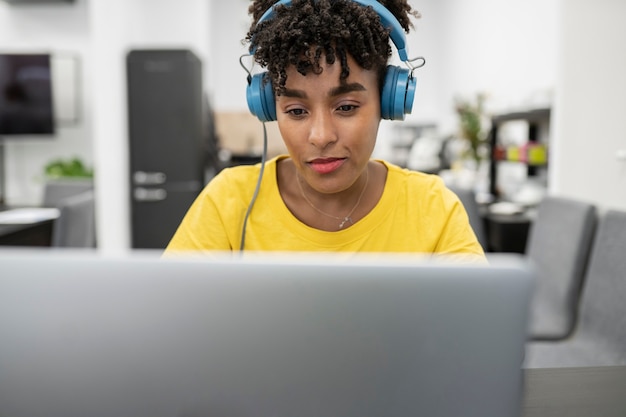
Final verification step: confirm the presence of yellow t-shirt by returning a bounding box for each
[165,156,485,260]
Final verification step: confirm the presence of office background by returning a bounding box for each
[0,0,624,252]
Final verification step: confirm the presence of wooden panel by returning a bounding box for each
[215,111,287,158]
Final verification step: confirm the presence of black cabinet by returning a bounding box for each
[127,50,205,249]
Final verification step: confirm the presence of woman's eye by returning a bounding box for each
[286,108,306,117]
[337,104,357,112]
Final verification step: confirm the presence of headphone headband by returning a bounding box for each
[255,0,409,61]
[246,0,417,122]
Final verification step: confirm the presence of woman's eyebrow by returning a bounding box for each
[280,82,366,99]
[281,88,307,98]
[329,82,366,97]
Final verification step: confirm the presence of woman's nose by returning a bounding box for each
[308,111,338,148]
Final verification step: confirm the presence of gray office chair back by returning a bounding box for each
[576,209,626,348]
[447,186,488,251]
[51,190,96,248]
[525,209,626,367]
[526,196,597,340]
[43,179,93,208]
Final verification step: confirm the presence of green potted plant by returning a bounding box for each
[44,156,94,179]
[454,93,489,166]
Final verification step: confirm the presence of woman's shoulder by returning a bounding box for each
[379,159,447,189]
[377,159,458,209]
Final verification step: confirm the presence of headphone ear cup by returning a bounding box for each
[246,72,277,122]
[380,65,417,120]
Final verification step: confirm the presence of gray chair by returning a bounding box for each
[526,196,597,341]
[447,186,488,251]
[525,209,626,367]
[43,179,93,208]
[51,190,96,248]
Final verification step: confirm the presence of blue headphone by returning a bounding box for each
[246,0,417,122]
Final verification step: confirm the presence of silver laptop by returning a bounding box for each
[0,250,533,417]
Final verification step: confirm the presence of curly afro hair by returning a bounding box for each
[246,0,420,96]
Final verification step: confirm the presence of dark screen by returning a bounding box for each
[0,53,55,136]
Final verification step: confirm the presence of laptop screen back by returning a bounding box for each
[0,251,533,417]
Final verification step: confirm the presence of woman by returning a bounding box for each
[165,0,485,261]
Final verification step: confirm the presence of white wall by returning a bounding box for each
[549,0,626,211]
[209,0,250,111]
[422,0,558,132]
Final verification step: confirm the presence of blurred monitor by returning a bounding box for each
[0,53,55,136]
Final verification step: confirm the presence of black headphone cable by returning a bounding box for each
[239,121,268,252]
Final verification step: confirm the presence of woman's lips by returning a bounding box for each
[308,158,346,174]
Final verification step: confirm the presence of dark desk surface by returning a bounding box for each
[0,220,54,246]
[0,208,57,246]
[522,366,626,417]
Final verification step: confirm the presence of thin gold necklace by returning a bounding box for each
[296,168,369,230]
